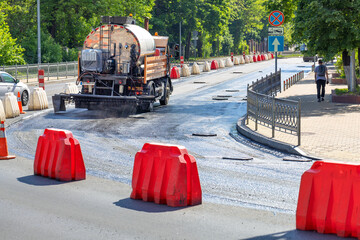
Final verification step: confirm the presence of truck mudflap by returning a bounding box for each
[52,93,155,113]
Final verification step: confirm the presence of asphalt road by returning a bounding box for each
[1,58,350,239]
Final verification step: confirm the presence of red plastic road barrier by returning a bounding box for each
[261,54,265,61]
[38,69,45,90]
[257,55,262,61]
[297,161,360,238]
[34,128,86,181]
[253,55,257,62]
[211,60,219,70]
[170,66,180,79]
[271,53,274,59]
[131,143,202,207]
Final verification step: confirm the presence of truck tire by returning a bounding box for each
[160,79,170,105]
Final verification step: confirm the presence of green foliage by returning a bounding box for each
[293,0,360,60]
[4,0,273,64]
[335,86,360,95]
[0,9,25,65]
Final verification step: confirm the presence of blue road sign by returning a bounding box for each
[268,36,284,52]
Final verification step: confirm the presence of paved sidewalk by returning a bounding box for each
[243,70,360,162]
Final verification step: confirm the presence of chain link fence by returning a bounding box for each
[1,62,78,83]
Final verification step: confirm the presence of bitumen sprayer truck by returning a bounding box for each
[52,16,173,113]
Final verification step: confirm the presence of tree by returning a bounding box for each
[293,0,360,91]
[0,9,25,65]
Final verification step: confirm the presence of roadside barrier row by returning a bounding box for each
[171,53,274,79]
[283,71,305,91]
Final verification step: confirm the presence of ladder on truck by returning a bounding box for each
[95,24,118,97]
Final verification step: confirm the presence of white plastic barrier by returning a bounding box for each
[191,62,201,75]
[4,92,20,118]
[245,56,250,64]
[249,55,254,63]
[64,83,79,94]
[225,58,233,67]
[203,61,211,72]
[265,54,269,60]
[268,53,272,59]
[234,57,240,65]
[239,56,245,64]
[219,59,225,68]
[181,64,191,77]
[0,100,5,122]
[28,88,49,110]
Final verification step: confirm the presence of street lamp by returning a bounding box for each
[37,0,41,64]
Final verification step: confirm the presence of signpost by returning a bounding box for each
[268,10,285,73]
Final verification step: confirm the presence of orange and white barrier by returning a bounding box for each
[38,69,45,90]
[17,92,25,114]
[0,121,15,160]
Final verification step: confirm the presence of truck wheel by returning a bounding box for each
[160,80,170,105]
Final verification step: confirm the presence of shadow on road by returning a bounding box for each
[17,175,66,186]
[244,230,352,240]
[113,198,187,213]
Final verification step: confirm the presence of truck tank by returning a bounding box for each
[82,22,156,74]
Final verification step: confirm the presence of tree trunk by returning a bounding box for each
[350,50,357,92]
[185,31,191,60]
[196,32,203,58]
[342,50,351,89]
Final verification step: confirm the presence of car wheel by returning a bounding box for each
[21,90,29,106]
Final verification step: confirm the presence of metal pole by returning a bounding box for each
[179,21,182,59]
[26,64,29,83]
[37,0,41,64]
[246,84,249,125]
[47,62,50,81]
[255,91,258,131]
[298,100,301,146]
[272,96,275,138]
[275,52,278,73]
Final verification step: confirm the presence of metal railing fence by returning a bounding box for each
[246,70,304,145]
[1,61,78,83]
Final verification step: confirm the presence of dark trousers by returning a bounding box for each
[316,80,326,99]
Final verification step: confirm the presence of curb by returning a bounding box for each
[236,114,322,160]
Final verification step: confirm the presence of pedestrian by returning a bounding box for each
[314,59,329,102]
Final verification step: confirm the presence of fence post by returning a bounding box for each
[57,62,59,80]
[255,91,258,131]
[272,95,275,138]
[246,84,249,125]
[66,61,68,79]
[47,62,50,81]
[15,64,18,79]
[298,99,301,146]
[26,64,29,83]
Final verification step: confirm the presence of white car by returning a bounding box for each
[0,71,30,106]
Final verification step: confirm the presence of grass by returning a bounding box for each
[335,86,360,95]
[277,53,303,58]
